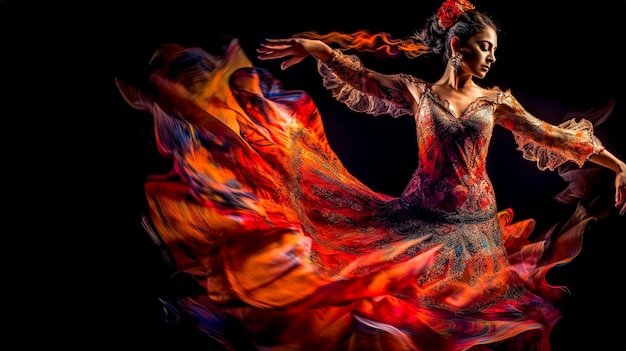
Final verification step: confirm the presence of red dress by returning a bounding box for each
[117,38,604,350]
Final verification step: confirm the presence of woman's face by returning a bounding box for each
[459,27,497,79]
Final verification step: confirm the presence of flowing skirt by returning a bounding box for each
[117,38,594,351]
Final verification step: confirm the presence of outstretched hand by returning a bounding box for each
[615,170,626,215]
[257,38,333,70]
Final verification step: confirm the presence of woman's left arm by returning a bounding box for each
[588,149,626,215]
[494,92,625,215]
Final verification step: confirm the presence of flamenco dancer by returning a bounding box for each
[116,0,625,349]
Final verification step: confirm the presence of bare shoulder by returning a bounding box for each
[481,86,506,100]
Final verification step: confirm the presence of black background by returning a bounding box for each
[2,0,625,350]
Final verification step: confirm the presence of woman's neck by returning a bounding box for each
[435,67,475,90]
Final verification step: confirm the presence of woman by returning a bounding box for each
[116,1,625,350]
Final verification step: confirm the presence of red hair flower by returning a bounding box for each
[437,0,475,30]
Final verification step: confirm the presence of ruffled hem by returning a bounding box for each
[513,118,604,171]
[317,50,413,118]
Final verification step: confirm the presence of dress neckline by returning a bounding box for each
[424,83,501,119]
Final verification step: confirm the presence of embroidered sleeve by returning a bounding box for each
[494,90,604,171]
[316,50,414,118]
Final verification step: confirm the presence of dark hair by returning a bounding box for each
[414,10,498,62]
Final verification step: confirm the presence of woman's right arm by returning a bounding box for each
[258,38,416,117]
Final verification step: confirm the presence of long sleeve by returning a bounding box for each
[316,50,414,118]
[494,90,604,171]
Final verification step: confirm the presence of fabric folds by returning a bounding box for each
[117,38,597,351]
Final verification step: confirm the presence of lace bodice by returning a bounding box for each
[317,50,604,216]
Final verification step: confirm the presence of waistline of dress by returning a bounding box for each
[399,197,497,224]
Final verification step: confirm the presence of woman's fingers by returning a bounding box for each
[617,186,625,215]
[257,41,295,60]
[257,38,315,70]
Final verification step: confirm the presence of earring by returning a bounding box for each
[450,53,462,71]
